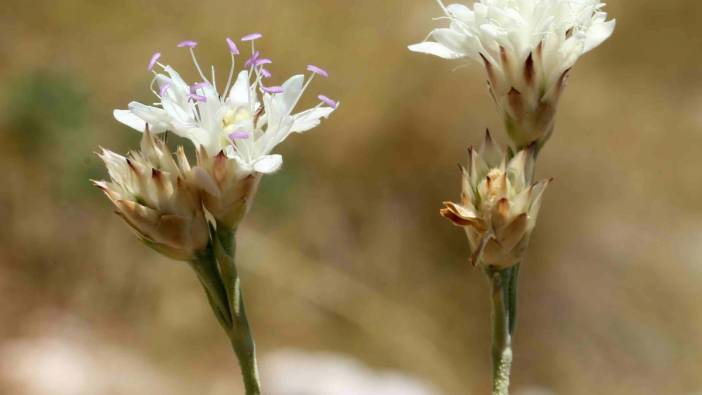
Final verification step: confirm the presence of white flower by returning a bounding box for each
[409,0,615,148]
[440,131,550,269]
[93,130,209,260]
[114,35,338,175]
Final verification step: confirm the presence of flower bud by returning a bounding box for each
[440,131,550,269]
[94,130,209,260]
[192,147,262,229]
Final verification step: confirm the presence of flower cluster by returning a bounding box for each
[98,36,338,257]
[115,35,338,174]
[94,130,209,260]
[410,0,615,148]
[440,132,549,269]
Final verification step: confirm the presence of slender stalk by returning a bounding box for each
[191,224,261,395]
[229,301,261,395]
[487,267,513,395]
[214,223,261,395]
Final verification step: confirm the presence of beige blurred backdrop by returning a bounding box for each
[1,1,701,394]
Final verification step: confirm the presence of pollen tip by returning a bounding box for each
[241,33,263,42]
[159,82,171,97]
[229,130,251,140]
[226,37,240,54]
[318,94,338,109]
[255,58,272,66]
[262,86,284,94]
[189,93,207,102]
[307,64,329,78]
[177,40,198,48]
[147,52,161,71]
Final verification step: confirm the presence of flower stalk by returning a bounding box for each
[486,266,514,395]
[192,223,261,395]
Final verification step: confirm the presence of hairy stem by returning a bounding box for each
[488,267,514,395]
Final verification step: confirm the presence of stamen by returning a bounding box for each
[229,131,251,140]
[211,65,217,93]
[286,74,316,116]
[241,33,263,42]
[262,86,284,94]
[318,94,338,109]
[261,68,272,78]
[189,93,207,102]
[245,51,261,68]
[177,40,198,48]
[186,47,210,85]
[255,58,272,66]
[307,64,329,78]
[159,82,171,97]
[226,37,240,54]
[223,53,237,98]
[147,52,161,71]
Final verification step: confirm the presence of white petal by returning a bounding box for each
[228,70,251,107]
[277,74,305,114]
[114,109,147,132]
[431,28,470,55]
[446,4,473,21]
[408,42,464,60]
[291,107,335,133]
[583,19,616,54]
[253,154,283,174]
[127,102,171,133]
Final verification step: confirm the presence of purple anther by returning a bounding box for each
[229,131,251,140]
[147,52,161,71]
[255,58,272,66]
[159,82,171,97]
[244,51,261,68]
[307,64,329,78]
[177,40,198,48]
[241,33,263,42]
[226,37,240,54]
[189,93,207,102]
[261,69,272,78]
[318,94,338,108]
[263,86,284,94]
[190,82,209,93]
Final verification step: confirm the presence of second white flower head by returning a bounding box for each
[409,0,615,148]
[114,35,339,175]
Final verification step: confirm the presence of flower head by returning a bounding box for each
[410,0,615,148]
[441,131,550,269]
[93,130,209,260]
[114,37,339,175]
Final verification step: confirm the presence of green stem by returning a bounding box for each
[191,225,261,395]
[487,267,513,395]
[214,223,261,395]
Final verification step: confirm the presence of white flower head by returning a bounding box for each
[440,131,550,269]
[409,0,615,148]
[114,35,339,175]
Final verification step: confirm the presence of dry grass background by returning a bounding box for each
[1,0,702,394]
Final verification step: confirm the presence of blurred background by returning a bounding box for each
[1,0,701,394]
